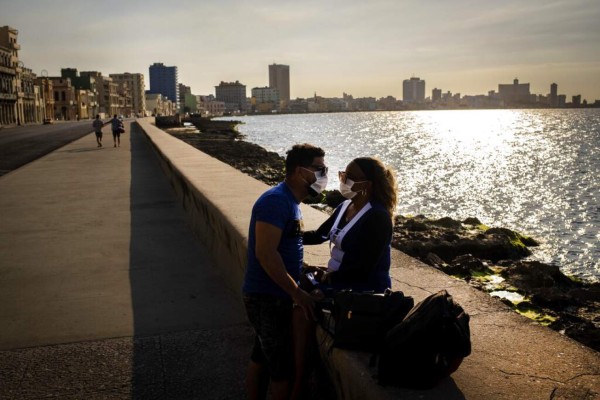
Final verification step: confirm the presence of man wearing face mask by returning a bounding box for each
[242,143,327,400]
[303,156,398,293]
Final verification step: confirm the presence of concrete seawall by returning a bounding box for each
[138,118,600,399]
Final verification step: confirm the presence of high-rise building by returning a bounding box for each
[550,83,558,107]
[215,81,247,113]
[269,64,290,103]
[403,77,425,103]
[110,72,146,116]
[432,88,442,103]
[149,62,179,111]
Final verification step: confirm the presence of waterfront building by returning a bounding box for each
[572,95,581,107]
[183,93,198,114]
[149,62,179,111]
[49,77,77,120]
[550,83,558,107]
[0,25,42,126]
[178,83,191,110]
[18,65,41,124]
[146,93,165,116]
[35,76,54,122]
[0,26,19,127]
[558,94,566,107]
[251,86,280,112]
[110,72,146,116]
[215,81,247,113]
[198,96,225,117]
[377,96,401,111]
[403,77,425,103]
[268,63,290,104]
[0,43,16,126]
[145,92,175,116]
[498,78,531,105]
[80,72,119,117]
[287,98,308,113]
[62,68,99,118]
[432,88,442,103]
[353,97,377,111]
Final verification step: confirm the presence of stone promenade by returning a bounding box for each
[0,121,251,399]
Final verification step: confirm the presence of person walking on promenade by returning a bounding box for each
[110,114,123,147]
[92,114,103,147]
[242,143,328,400]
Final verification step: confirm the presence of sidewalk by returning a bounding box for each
[0,122,251,399]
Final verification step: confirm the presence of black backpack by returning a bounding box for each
[319,289,414,352]
[377,290,471,389]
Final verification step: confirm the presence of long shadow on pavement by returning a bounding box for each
[127,123,252,399]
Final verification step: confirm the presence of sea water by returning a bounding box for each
[219,109,600,281]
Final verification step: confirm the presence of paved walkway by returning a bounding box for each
[0,121,251,399]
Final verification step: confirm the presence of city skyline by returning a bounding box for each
[2,0,600,101]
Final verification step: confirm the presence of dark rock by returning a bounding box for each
[444,254,489,276]
[404,219,428,231]
[503,261,576,291]
[530,287,578,308]
[462,217,482,226]
[550,315,600,352]
[442,232,460,242]
[515,300,539,313]
[568,287,600,302]
[430,217,462,229]
[452,254,489,272]
[424,252,447,269]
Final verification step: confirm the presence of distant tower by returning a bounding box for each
[403,77,425,103]
[432,88,442,103]
[269,64,290,102]
[149,63,179,111]
[550,83,558,107]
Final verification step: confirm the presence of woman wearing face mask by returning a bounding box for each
[303,156,397,293]
[291,157,397,399]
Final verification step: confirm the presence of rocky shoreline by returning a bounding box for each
[163,121,599,353]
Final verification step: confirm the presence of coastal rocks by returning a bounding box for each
[167,127,286,186]
[502,261,575,292]
[392,215,536,263]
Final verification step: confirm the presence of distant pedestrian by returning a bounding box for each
[110,114,123,147]
[92,115,103,147]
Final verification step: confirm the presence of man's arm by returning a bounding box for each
[255,221,316,320]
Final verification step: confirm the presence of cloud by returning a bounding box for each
[4,0,600,100]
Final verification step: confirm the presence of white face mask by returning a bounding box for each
[340,178,357,199]
[303,168,328,196]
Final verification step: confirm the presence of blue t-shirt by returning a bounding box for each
[242,183,304,299]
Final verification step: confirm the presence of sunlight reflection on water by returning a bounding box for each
[221,109,600,281]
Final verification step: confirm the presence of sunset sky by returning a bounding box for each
[3,0,600,101]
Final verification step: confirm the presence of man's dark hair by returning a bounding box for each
[285,143,325,177]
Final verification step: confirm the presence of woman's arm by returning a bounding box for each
[302,206,340,245]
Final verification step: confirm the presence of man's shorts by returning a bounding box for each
[243,293,293,381]
[112,131,121,139]
[95,131,102,138]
